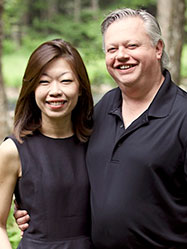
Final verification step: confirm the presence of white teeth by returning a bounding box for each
[120,65,133,70]
[49,101,64,106]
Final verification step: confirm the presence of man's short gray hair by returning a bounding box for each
[101,8,169,71]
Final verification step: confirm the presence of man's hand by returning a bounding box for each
[14,201,30,236]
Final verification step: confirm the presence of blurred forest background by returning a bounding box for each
[0,0,186,247]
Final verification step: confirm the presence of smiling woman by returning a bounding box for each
[35,57,80,138]
[0,39,94,249]
[14,39,93,143]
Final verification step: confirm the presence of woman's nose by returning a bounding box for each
[49,81,62,96]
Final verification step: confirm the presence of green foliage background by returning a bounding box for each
[3,0,187,247]
[7,203,21,248]
[2,0,187,91]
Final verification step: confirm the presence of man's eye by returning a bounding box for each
[128,44,137,49]
[107,48,116,53]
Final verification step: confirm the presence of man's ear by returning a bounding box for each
[156,40,164,59]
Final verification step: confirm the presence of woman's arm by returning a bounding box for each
[0,138,21,249]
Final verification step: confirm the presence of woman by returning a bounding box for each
[0,39,93,249]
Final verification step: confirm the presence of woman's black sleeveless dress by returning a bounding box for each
[9,131,92,249]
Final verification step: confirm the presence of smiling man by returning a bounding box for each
[86,8,187,249]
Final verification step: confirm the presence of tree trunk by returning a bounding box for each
[91,0,99,11]
[0,0,10,142]
[74,0,81,22]
[91,0,99,19]
[157,0,186,84]
[47,0,58,19]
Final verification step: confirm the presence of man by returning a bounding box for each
[15,8,187,249]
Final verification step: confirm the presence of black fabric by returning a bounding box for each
[9,131,92,248]
[86,70,187,249]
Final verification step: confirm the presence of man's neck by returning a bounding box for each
[121,74,165,128]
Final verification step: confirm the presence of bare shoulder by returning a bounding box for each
[0,138,18,158]
[0,138,21,177]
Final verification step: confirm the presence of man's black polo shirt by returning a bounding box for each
[86,70,187,249]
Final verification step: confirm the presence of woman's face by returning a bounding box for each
[35,57,80,126]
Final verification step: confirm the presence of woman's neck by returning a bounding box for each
[40,118,74,139]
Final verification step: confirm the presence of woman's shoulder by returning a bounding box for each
[0,138,21,177]
[0,138,18,155]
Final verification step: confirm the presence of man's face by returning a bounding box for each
[104,17,163,90]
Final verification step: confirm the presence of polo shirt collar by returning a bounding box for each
[148,70,177,118]
[109,70,177,119]
[108,88,122,117]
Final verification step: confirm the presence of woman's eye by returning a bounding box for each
[39,80,49,84]
[61,79,73,84]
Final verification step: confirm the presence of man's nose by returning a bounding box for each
[116,47,130,60]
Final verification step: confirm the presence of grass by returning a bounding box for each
[2,51,30,88]
[7,201,21,248]
[181,43,187,78]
